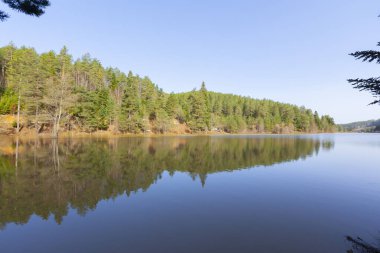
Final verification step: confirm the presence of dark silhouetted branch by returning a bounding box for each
[350,50,380,63]
[0,0,50,21]
[348,77,380,105]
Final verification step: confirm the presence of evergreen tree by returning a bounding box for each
[0,88,17,114]
[0,44,337,135]
[74,54,105,90]
[119,72,143,133]
[155,108,171,133]
[23,49,43,132]
[6,47,39,132]
[348,38,380,105]
[106,67,126,132]
[1,0,50,21]
[76,88,113,131]
[188,85,210,132]
[165,92,185,123]
[0,44,16,89]
[200,82,211,129]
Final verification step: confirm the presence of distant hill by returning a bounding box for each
[339,119,380,132]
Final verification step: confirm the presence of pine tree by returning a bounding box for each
[155,108,171,133]
[74,54,105,90]
[188,85,210,132]
[23,49,43,133]
[76,88,113,131]
[119,72,143,133]
[0,44,16,89]
[1,0,50,21]
[348,41,380,105]
[200,82,211,129]
[106,67,126,132]
[6,47,40,133]
[166,93,184,123]
[0,44,337,135]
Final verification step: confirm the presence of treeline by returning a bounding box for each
[339,119,380,133]
[0,44,336,136]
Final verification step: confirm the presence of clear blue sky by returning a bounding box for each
[1,0,379,123]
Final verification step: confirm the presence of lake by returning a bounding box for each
[0,134,379,253]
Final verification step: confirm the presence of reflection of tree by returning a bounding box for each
[346,235,380,253]
[0,136,333,228]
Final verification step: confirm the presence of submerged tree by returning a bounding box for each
[0,0,50,21]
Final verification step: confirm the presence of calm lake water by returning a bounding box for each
[0,134,379,253]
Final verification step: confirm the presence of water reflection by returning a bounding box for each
[0,136,333,228]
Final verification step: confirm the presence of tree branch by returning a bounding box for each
[349,50,380,63]
[1,0,50,21]
[348,77,380,105]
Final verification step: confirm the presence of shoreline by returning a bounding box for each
[0,130,340,139]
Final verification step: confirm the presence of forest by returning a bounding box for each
[0,44,336,136]
[339,119,380,133]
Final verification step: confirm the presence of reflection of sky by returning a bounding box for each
[0,134,379,253]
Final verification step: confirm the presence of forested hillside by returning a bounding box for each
[339,119,380,132]
[0,45,336,136]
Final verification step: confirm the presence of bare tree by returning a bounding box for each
[41,47,77,138]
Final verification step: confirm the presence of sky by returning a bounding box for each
[0,0,379,123]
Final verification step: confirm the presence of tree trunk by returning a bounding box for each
[54,92,63,138]
[51,58,66,138]
[35,104,39,135]
[16,90,21,134]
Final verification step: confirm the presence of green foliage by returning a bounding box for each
[339,119,380,132]
[155,108,171,133]
[224,115,246,133]
[348,31,380,105]
[0,44,336,134]
[75,88,113,131]
[187,87,210,132]
[0,88,17,114]
[1,0,50,21]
